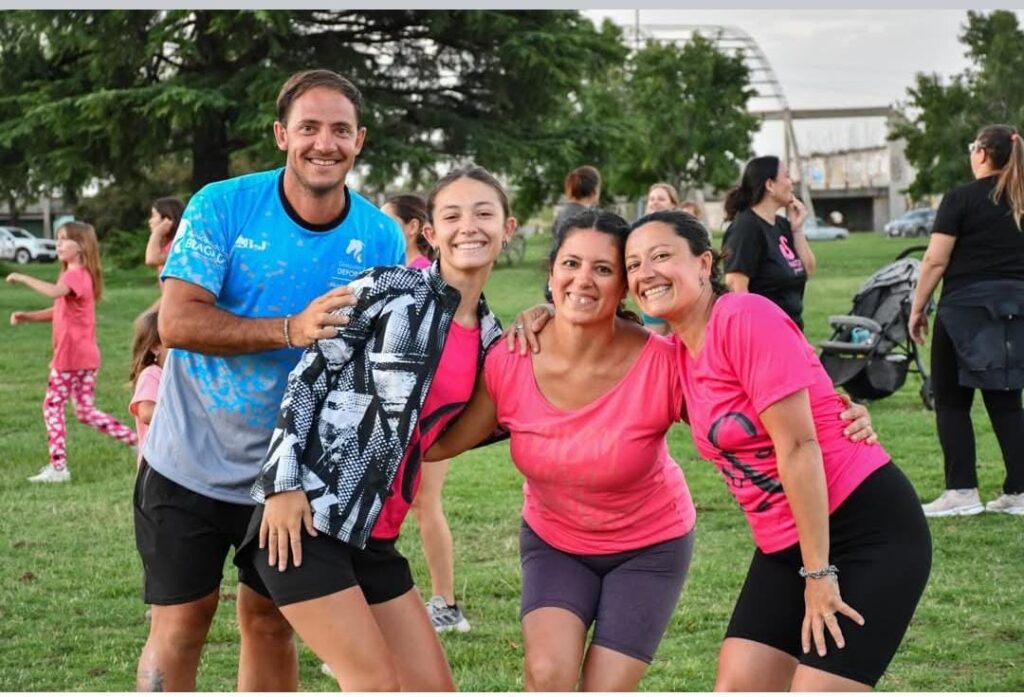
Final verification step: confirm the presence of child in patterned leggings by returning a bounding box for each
[8,221,137,483]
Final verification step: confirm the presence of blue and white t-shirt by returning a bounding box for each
[143,168,405,504]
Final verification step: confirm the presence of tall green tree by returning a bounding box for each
[893,10,1024,199]
[0,10,624,226]
[611,33,758,200]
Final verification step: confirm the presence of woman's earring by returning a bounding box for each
[502,238,509,250]
[699,275,705,288]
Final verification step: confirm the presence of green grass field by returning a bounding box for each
[1,233,1021,691]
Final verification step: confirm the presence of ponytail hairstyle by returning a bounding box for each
[385,193,433,260]
[629,210,729,297]
[723,155,781,222]
[129,309,161,385]
[564,165,602,201]
[976,124,1024,230]
[546,208,642,325]
[57,221,104,301]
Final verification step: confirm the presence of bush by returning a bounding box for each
[101,227,149,270]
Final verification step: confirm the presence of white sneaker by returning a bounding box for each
[425,595,471,633]
[922,488,983,517]
[320,663,335,679]
[985,492,1024,515]
[28,465,71,483]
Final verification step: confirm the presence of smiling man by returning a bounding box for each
[133,70,404,691]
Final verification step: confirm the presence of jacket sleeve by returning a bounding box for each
[254,268,394,498]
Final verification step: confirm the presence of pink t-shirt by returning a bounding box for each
[408,255,432,270]
[675,293,890,554]
[371,321,481,539]
[130,364,163,466]
[485,334,696,555]
[51,266,100,371]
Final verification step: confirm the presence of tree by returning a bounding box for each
[893,10,1024,199]
[0,10,625,227]
[610,33,758,200]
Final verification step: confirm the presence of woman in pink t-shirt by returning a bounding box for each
[427,210,698,691]
[625,210,931,690]
[8,221,138,483]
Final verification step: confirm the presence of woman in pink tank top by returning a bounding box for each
[624,210,931,691]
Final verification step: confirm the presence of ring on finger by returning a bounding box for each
[514,322,524,332]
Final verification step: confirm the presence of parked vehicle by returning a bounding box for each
[884,208,935,238]
[0,226,57,264]
[804,217,849,241]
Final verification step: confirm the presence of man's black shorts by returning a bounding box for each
[133,459,260,604]
[235,504,414,607]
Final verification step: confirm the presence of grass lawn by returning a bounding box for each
[0,232,1021,691]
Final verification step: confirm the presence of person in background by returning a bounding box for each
[552,166,601,237]
[8,221,138,483]
[380,192,472,633]
[129,309,164,470]
[144,197,186,279]
[680,200,702,220]
[910,124,1024,517]
[644,182,679,214]
[641,182,681,334]
[721,156,816,330]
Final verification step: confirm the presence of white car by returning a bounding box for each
[804,217,849,241]
[0,226,58,264]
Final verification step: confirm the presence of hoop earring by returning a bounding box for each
[502,238,509,250]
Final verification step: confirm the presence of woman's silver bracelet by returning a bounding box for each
[799,564,839,580]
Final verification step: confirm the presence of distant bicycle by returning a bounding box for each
[498,228,527,266]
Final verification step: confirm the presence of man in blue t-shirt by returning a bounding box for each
[134,70,405,691]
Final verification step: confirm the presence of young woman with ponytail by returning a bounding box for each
[721,156,816,329]
[911,124,1024,517]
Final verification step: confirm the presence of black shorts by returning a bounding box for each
[234,504,415,607]
[133,459,259,605]
[724,462,932,687]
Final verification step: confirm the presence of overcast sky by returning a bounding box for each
[584,9,1000,155]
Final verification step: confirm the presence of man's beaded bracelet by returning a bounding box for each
[799,564,839,580]
[283,315,294,350]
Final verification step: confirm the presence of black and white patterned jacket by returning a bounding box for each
[251,263,503,548]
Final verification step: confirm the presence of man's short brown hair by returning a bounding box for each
[276,69,364,126]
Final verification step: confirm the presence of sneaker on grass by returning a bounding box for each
[921,488,983,517]
[28,465,70,483]
[984,492,1024,515]
[426,595,471,633]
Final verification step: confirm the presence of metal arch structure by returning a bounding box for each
[620,22,818,218]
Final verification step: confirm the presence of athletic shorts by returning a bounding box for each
[519,521,695,663]
[725,462,932,687]
[133,459,259,605]
[234,504,414,607]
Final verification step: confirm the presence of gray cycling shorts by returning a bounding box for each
[519,521,694,663]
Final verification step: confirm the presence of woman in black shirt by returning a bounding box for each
[721,156,816,329]
[910,124,1024,518]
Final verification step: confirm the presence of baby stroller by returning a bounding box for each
[819,246,934,409]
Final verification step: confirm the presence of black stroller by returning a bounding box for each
[819,246,934,409]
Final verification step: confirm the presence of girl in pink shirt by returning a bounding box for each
[428,210,697,691]
[8,221,137,483]
[129,309,164,470]
[625,210,931,690]
[380,193,469,633]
